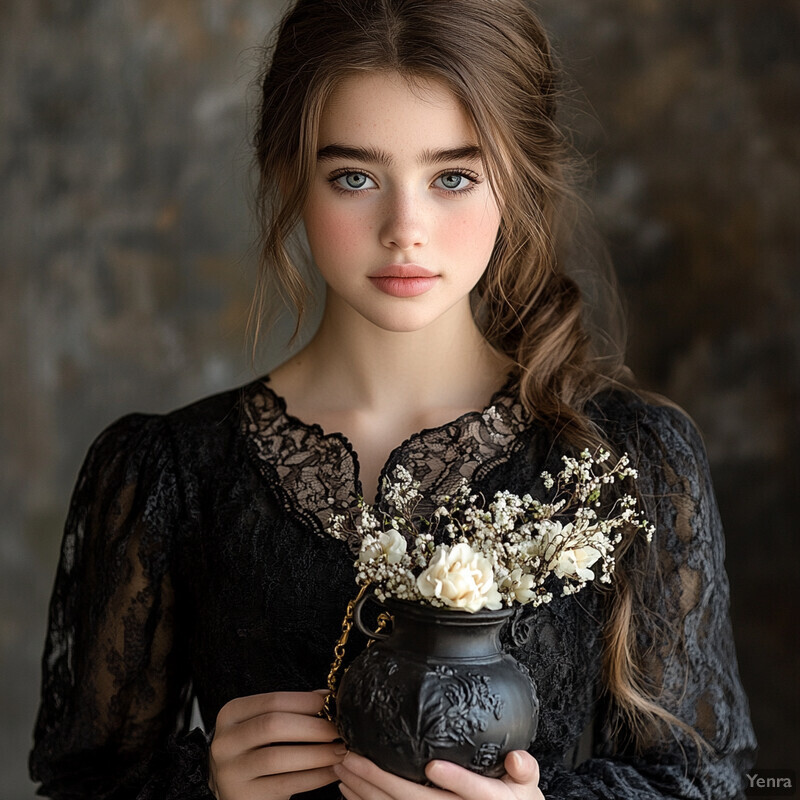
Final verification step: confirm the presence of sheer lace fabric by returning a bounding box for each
[30,378,756,799]
[243,376,533,549]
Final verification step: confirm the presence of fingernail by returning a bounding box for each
[334,744,347,756]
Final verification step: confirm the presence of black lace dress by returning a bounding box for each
[30,376,757,799]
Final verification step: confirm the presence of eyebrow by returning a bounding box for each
[316,144,483,167]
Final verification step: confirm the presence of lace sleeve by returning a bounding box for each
[537,402,757,799]
[29,415,214,800]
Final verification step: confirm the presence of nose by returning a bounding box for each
[378,190,429,251]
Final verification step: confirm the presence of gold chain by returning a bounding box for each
[319,583,370,722]
[319,584,394,722]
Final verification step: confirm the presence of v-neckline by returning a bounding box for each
[240,373,532,549]
[259,372,517,505]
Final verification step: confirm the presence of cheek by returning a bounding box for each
[304,196,373,266]
[440,202,500,263]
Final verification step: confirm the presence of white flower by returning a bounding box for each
[416,542,502,612]
[358,529,407,564]
[553,545,602,581]
[532,519,574,561]
[501,568,538,604]
[359,537,384,563]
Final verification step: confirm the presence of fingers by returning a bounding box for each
[335,763,394,800]
[502,750,540,786]
[336,752,455,800]
[249,764,340,798]
[220,710,339,753]
[339,785,365,800]
[425,752,541,800]
[211,742,345,798]
[425,760,496,799]
[211,756,341,800]
[210,691,345,800]
[337,752,542,800]
[242,741,346,778]
[216,690,327,726]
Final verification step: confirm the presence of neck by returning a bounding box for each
[275,292,512,414]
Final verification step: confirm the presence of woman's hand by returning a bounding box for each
[208,690,345,800]
[334,750,544,800]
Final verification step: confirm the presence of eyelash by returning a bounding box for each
[327,168,482,197]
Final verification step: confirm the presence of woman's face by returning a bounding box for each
[302,71,502,333]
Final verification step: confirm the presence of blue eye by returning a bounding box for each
[434,172,478,193]
[333,172,376,192]
[438,173,467,190]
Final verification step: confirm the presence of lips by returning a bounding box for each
[369,263,437,279]
[368,264,439,298]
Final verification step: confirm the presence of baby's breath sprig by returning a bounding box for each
[326,449,654,613]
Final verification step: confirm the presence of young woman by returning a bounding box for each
[30,1,757,799]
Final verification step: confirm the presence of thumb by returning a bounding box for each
[503,751,539,785]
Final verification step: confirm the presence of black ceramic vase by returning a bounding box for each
[336,596,539,783]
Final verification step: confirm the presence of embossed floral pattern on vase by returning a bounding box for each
[337,601,539,782]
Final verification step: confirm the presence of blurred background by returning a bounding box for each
[1,0,797,796]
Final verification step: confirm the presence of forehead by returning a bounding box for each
[318,71,478,152]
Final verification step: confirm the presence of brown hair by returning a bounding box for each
[251,0,702,754]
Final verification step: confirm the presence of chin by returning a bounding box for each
[360,307,444,334]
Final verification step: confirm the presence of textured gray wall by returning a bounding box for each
[545,0,800,777]
[2,1,797,796]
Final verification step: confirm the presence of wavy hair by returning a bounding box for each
[250,0,703,754]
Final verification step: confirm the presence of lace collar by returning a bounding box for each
[241,375,534,552]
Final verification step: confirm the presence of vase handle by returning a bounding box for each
[353,592,392,641]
